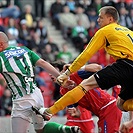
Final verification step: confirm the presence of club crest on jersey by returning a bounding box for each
[4,48,27,59]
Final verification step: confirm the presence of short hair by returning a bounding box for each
[100,6,119,22]
[50,60,66,71]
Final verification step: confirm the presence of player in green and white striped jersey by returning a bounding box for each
[0,32,81,133]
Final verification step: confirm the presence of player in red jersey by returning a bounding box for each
[64,104,95,133]
[50,62,122,133]
[50,61,96,133]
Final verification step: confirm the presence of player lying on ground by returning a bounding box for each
[33,61,122,133]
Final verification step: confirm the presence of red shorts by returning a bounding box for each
[98,101,122,133]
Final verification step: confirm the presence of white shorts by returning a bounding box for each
[11,88,46,129]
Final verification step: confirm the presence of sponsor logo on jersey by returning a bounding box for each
[4,48,27,59]
[24,76,34,83]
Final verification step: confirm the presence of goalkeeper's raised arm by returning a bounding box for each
[56,29,104,85]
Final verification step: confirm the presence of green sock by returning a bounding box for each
[43,122,74,133]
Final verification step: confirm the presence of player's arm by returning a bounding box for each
[36,59,60,78]
[68,30,105,73]
[29,50,60,78]
[81,63,102,72]
[57,30,105,85]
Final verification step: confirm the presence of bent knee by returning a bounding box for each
[80,75,98,91]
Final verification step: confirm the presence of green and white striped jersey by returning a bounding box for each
[0,46,40,100]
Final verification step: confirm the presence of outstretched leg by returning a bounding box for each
[43,122,82,133]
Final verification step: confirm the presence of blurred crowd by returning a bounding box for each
[0,0,133,117]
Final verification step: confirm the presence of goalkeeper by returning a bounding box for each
[34,6,133,119]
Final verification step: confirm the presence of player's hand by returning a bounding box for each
[120,120,133,133]
[67,107,80,117]
[56,69,71,86]
[62,79,76,89]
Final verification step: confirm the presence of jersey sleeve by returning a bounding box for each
[30,51,40,66]
[25,47,41,66]
[69,30,106,73]
[77,70,94,80]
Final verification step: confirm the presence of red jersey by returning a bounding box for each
[61,71,116,117]
[60,70,122,133]
[65,106,95,133]
[60,71,95,133]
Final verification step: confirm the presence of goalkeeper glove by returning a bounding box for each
[56,69,71,86]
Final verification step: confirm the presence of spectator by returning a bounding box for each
[34,0,45,18]
[56,43,72,63]
[118,7,132,29]
[0,89,12,116]
[71,19,89,52]
[14,0,22,12]
[90,0,104,15]
[88,21,98,42]
[59,5,77,39]
[47,37,59,58]
[0,0,11,8]
[20,4,36,28]
[29,32,46,53]
[129,2,133,11]
[18,19,31,46]
[41,44,56,63]
[75,6,90,30]
[104,0,117,8]
[7,18,19,40]
[7,31,19,46]
[129,8,133,30]
[64,0,77,14]
[49,0,64,29]
[77,0,92,15]
[35,18,48,45]
[0,1,20,19]
[115,0,130,12]
[87,8,99,27]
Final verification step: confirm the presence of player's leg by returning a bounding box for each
[48,75,98,116]
[43,122,81,133]
[35,61,126,119]
[11,117,30,133]
[32,109,82,133]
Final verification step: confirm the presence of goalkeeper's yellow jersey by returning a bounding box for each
[69,23,133,73]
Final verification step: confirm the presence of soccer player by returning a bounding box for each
[49,61,122,133]
[36,6,133,117]
[0,31,81,133]
[50,61,96,133]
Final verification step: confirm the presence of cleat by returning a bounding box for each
[70,126,82,133]
[32,106,52,121]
